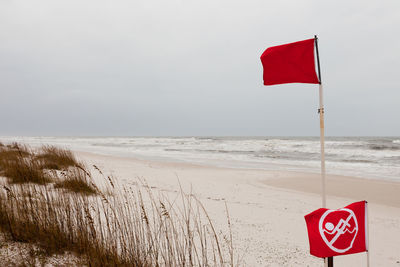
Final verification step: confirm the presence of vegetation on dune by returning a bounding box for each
[1,156,53,185]
[36,145,80,170]
[0,143,30,161]
[54,167,98,195]
[0,142,236,266]
[0,144,52,185]
[0,144,96,193]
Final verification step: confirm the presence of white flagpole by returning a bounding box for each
[366,201,370,267]
[319,81,330,267]
[314,35,330,267]
[319,83,326,209]
[314,35,326,209]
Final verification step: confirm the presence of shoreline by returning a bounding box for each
[77,150,400,208]
[261,170,400,208]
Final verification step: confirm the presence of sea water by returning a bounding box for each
[1,136,399,181]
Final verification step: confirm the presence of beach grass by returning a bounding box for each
[54,167,98,195]
[0,143,236,266]
[36,145,80,170]
[0,144,52,185]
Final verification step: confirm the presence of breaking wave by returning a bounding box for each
[0,136,399,181]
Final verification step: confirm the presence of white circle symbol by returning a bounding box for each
[318,208,358,253]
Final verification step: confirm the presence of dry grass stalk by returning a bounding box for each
[36,145,80,170]
[0,142,237,266]
[0,145,52,185]
[54,168,98,195]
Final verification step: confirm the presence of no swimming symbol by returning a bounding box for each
[304,201,367,258]
[318,208,358,253]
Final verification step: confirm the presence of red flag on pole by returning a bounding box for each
[304,201,368,258]
[260,38,320,86]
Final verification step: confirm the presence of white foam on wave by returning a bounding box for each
[1,136,399,181]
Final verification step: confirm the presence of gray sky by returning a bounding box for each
[1,0,399,136]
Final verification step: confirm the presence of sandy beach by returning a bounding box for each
[76,151,400,267]
[3,0,400,265]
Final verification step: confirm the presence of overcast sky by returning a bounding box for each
[1,0,399,136]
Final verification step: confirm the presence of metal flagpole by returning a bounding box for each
[314,35,331,267]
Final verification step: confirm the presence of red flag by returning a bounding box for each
[304,201,368,258]
[260,38,320,86]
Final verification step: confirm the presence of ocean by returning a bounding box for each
[1,136,399,181]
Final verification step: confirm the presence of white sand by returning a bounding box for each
[0,234,84,266]
[77,151,400,267]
